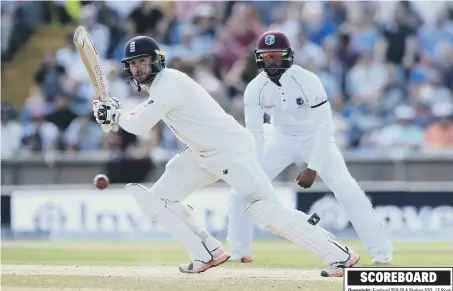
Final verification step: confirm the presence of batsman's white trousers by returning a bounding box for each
[129,145,355,265]
[227,127,393,258]
[150,146,281,204]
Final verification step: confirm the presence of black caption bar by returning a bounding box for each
[346,268,452,286]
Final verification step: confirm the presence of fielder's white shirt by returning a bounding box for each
[118,68,253,154]
[244,65,335,171]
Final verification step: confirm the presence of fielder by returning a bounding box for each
[227,31,393,264]
[92,35,360,277]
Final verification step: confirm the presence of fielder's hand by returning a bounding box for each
[295,168,317,189]
[92,98,120,132]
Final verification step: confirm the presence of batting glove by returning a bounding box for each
[92,98,121,132]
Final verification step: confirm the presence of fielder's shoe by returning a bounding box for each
[229,252,253,263]
[229,256,253,263]
[320,248,360,277]
[179,247,230,274]
[372,253,392,265]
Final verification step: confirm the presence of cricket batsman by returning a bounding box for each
[92,35,360,277]
[227,31,393,265]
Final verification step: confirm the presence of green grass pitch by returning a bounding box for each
[2,240,452,291]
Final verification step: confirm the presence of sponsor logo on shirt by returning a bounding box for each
[315,96,327,104]
[263,104,276,109]
[144,99,154,107]
[296,97,304,106]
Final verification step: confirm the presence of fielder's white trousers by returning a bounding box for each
[227,127,393,258]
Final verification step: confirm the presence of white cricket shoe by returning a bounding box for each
[372,253,393,265]
[179,247,230,274]
[320,247,360,277]
[229,251,253,263]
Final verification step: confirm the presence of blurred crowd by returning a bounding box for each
[2,1,453,163]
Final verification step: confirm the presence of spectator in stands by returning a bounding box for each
[93,1,122,59]
[193,56,227,109]
[346,52,387,107]
[406,80,435,128]
[94,1,119,28]
[103,0,140,20]
[80,4,110,58]
[168,25,205,65]
[112,18,136,62]
[56,34,79,72]
[268,4,299,46]
[440,45,453,90]
[128,1,164,36]
[1,2,34,62]
[380,64,407,120]
[22,111,60,153]
[1,2,17,61]
[192,3,218,48]
[1,102,22,158]
[104,128,155,184]
[293,27,325,69]
[224,52,257,100]
[64,112,103,151]
[44,1,73,25]
[382,5,417,68]
[21,85,51,125]
[349,8,382,55]
[419,70,452,107]
[371,105,424,150]
[343,103,384,148]
[34,50,66,103]
[424,102,453,149]
[397,1,424,31]
[324,1,347,28]
[301,2,336,46]
[44,96,77,132]
[8,1,453,160]
[214,3,263,73]
[319,36,343,86]
[417,9,453,66]
[317,59,344,110]
[105,61,130,102]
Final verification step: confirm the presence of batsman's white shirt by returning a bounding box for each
[244,65,334,171]
[117,68,276,204]
[118,68,254,155]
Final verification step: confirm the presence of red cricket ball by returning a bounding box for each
[94,174,109,190]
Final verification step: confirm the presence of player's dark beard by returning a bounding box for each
[133,63,153,84]
[265,65,285,79]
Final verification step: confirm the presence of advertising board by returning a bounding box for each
[11,186,296,239]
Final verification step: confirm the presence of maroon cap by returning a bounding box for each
[256,30,291,52]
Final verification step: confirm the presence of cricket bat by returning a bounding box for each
[73,26,118,132]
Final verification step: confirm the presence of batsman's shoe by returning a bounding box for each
[372,253,392,265]
[320,248,360,277]
[179,247,230,274]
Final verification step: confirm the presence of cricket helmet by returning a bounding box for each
[121,36,166,91]
[254,31,294,78]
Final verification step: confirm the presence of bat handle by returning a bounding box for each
[101,124,119,133]
[101,124,111,133]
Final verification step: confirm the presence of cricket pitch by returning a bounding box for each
[2,240,452,291]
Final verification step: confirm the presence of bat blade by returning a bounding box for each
[73,26,109,102]
[74,26,117,132]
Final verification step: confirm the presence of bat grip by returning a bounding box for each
[101,124,111,133]
[101,124,119,133]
